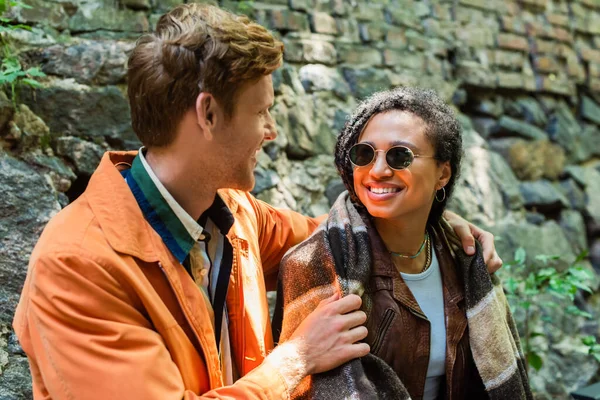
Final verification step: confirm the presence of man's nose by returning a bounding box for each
[264,112,277,141]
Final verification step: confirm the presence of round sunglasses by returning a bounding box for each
[349,143,435,170]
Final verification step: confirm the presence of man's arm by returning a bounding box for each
[246,193,325,291]
[16,251,367,399]
[15,252,291,399]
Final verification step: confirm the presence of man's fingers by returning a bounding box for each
[456,223,476,255]
[329,294,362,314]
[487,253,503,274]
[344,325,368,343]
[340,310,367,331]
[478,231,494,264]
[316,293,340,310]
[351,342,371,358]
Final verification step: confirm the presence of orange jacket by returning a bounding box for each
[13,151,322,399]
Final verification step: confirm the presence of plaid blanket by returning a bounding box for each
[275,192,532,399]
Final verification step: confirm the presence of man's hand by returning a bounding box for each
[444,210,503,273]
[291,293,369,375]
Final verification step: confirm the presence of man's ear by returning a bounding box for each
[437,161,452,190]
[195,92,218,141]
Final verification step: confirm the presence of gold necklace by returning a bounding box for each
[420,234,432,273]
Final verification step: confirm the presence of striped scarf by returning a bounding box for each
[276,192,532,399]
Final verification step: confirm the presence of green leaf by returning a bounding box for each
[529,331,545,339]
[515,247,527,264]
[535,254,561,264]
[20,77,42,87]
[25,67,44,77]
[582,336,597,346]
[527,352,543,371]
[2,57,21,72]
[10,0,32,9]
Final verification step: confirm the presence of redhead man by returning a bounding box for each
[13,4,501,399]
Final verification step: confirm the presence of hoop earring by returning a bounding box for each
[435,187,446,202]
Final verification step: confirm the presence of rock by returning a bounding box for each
[342,67,391,99]
[519,180,569,212]
[0,352,33,400]
[36,40,134,85]
[337,43,382,66]
[529,338,599,399]
[525,211,546,225]
[10,0,68,30]
[581,124,600,158]
[471,117,497,139]
[55,136,105,176]
[251,166,280,195]
[68,2,150,33]
[20,79,139,148]
[547,101,589,163]
[10,105,50,153]
[121,0,151,10]
[591,239,600,272]
[492,116,548,140]
[282,35,337,65]
[0,152,61,327]
[471,95,504,117]
[153,0,185,13]
[505,96,548,127]
[581,95,600,125]
[559,210,588,253]
[564,165,588,187]
[310,11,338,35]
[489,219,575,268]
[0,92,14,134]
[282,155,339,216]
[325,178,346,206]
[451,88,467,106]
[272,65,305,95]
[298,64,351,99]
[557,179,586,210]
[457,113,486,149]
[490,138,565,181]
[273,88,351,159]
[582,166,600,228]
[448,149,523,225]
[20,152,76,193]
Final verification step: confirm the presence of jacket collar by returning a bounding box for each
[125,154,234,263]
[85,151,234,263]
[368,219,464,307]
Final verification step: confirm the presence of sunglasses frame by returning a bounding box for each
[349,143,435,171]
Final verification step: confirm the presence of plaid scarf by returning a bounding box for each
[275,192,532,399]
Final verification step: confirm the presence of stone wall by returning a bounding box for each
[1,0,600,398]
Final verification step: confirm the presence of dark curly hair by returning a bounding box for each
[334,87,462,225]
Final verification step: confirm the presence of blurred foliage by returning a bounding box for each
[0,0,45,106]
[502,248,596,374]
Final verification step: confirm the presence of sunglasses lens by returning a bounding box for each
[386,146,413,169]
[350,144,375,166]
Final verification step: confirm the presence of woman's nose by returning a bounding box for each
[369,150,393,178]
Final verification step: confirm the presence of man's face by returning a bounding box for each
[215,74,277,191]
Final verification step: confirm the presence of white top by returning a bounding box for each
[400,247,446,400]
[139,150,235,385]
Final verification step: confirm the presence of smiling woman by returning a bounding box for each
[276,87,532,400]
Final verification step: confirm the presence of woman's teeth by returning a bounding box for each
[369,187,400,194]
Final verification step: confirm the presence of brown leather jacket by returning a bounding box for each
[364,225,488,400]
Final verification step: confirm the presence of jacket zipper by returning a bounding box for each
[371,308,395,355]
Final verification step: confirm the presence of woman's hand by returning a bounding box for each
[443,210,503,273]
